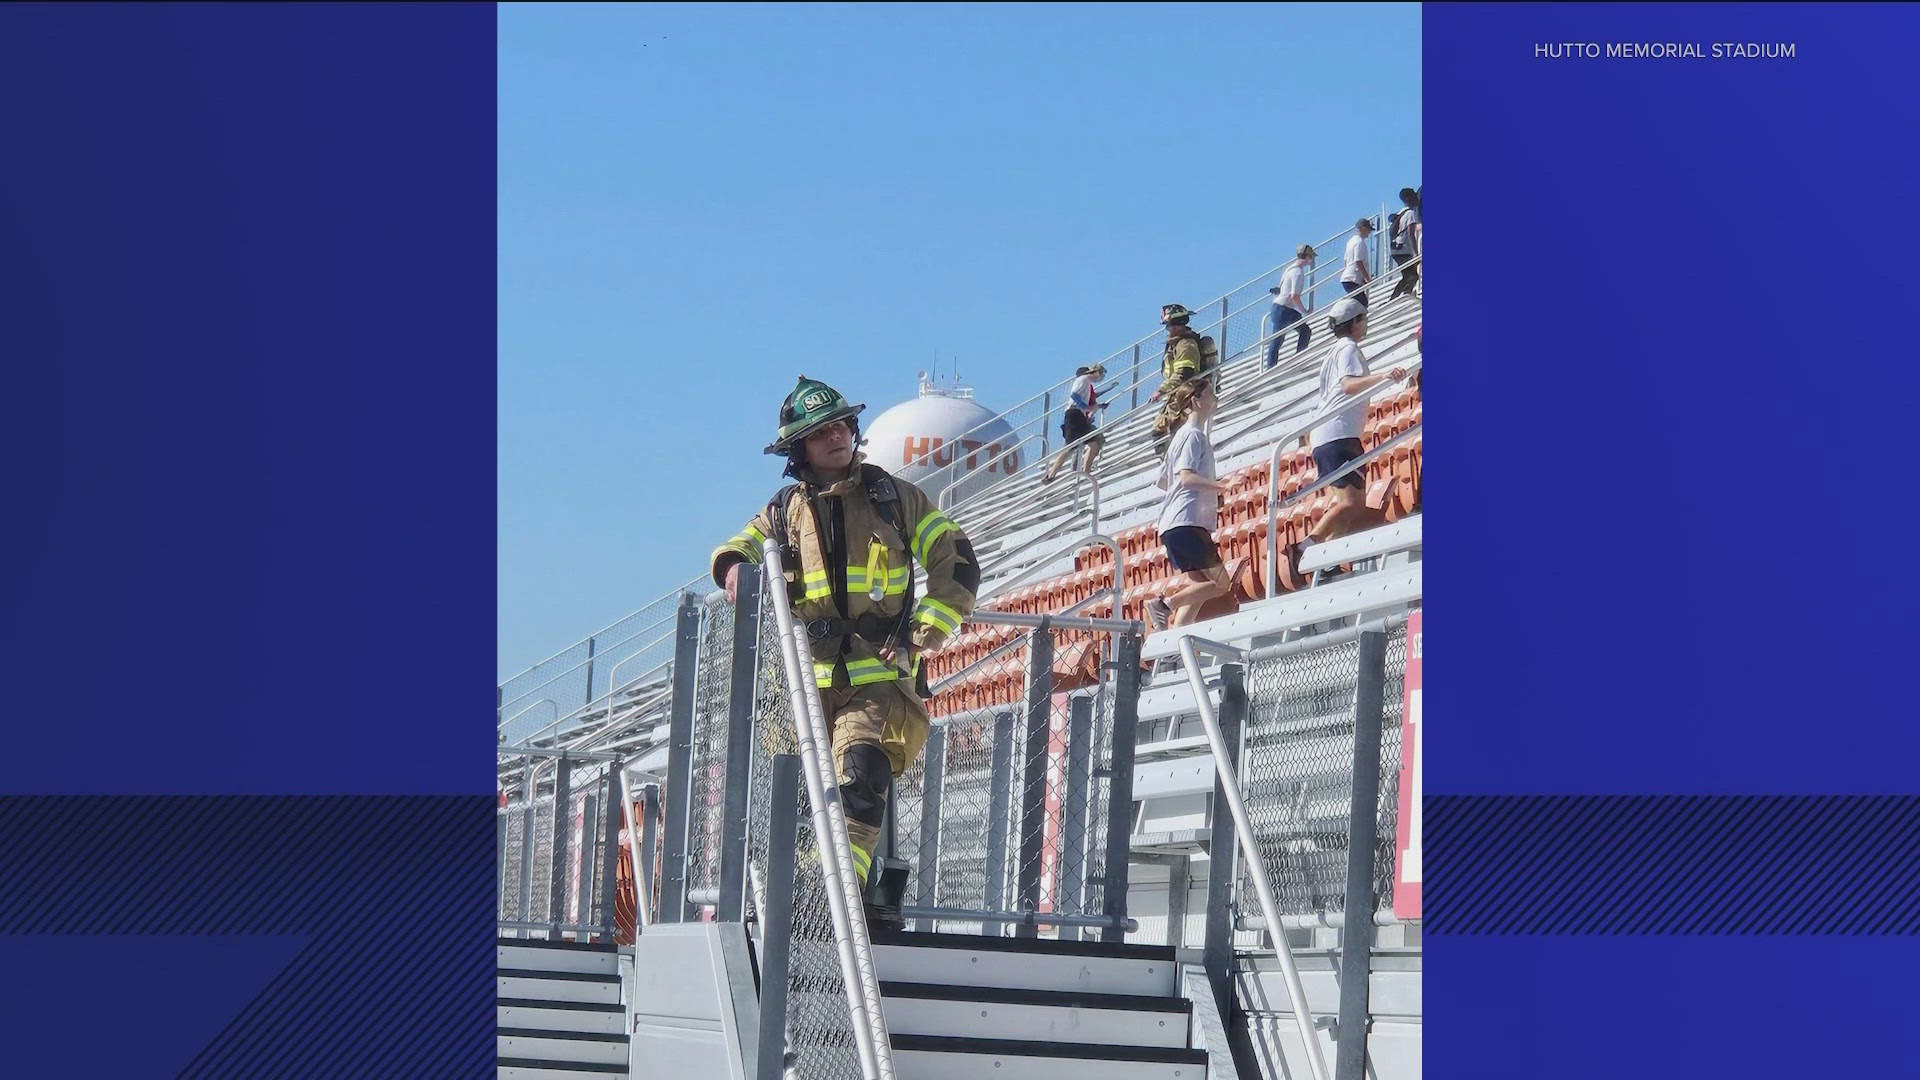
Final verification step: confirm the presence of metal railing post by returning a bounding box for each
[496,795,508,915]
[583,635,597,708]
[1099,630,1144,942]
[1040,390,1051,459]
[718,566,764,922]
[576,787,599,931]
[1219,296,1231,395]
[517,758,536,937]
[1204,663,1258,1078]
[640,782,660,924]
[1131,343,1142,411]
[913,725,946,931]
[549,754,574,933]
[600,766,623,942]
[1058,694,1093,941]
[1180,637,1331,1080]
[1167,855,1190,949]
[1335,631,1389,1080]
[1014,625,1056,938]
[983,708,1017,928]
[755,754,803,1080]
[658,594,703,923]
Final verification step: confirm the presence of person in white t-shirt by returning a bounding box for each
[1307,296,1406,546]
[1146,377,1230,631]
[1263,243,1317,369]
[1340,217,1374,308]
[1043,363,1108,482]
[1388,188,1422,300]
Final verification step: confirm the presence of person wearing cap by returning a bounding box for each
[1388,187,1422,300]
[1340,217,1374,307]
[1043,362,1109,482]
[1307,298,1406,546]
[1264,243,1317,369]
[1148,303,1216,454]
[1147,374,1230,633]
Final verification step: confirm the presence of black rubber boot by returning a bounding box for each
[863,857,911,933]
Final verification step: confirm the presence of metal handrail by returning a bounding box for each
[1255,329,1424,595]
[519,634,677,747]
[499,699,557,743]
[920,216,1371,505]
[498,603,689,730]
[617,761,650,933]
[761,541,895,1080]
[977,531,1123,611]
[1177,634,1332,1080]
[568,682,676,755]
[927,603,1141,696]
[941,258,1413,527]
[1264,419,1424,597]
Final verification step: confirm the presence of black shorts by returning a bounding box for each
[1161,525,1221,573]
[1312,437,1367,491]
[1061,409,1096,444]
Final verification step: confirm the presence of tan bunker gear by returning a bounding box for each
[711,455,978,879]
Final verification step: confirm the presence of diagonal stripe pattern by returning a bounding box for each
[1425,795,1920,935]
[0,796,494,1077]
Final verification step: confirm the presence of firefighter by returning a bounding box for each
[711,376,980,930]
[1148,303,1215,456]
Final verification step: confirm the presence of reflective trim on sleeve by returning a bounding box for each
[913,596,963,636]
[912,510,958,563]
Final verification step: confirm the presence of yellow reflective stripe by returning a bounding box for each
[800,567,908,600]
[913,596,963,635]
[812,657,905,687]
[849,844,872,884]
[712,541,762,566]
[743,523,766,545]
[912,511,957,563]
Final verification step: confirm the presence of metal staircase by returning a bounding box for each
[874,929,1207,1079]
[497,938,630,1078]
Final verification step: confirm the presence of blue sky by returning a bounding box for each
[499,2,1420,677]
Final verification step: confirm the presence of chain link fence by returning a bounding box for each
[684,597,738,911]
[497,752,627,940]
[1228,623,1406,946]
[903,617,1132,938]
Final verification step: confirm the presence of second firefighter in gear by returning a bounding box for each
[711,376,980,930]
[1148,303,1217,454]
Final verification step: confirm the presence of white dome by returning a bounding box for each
[862,379,1019,501]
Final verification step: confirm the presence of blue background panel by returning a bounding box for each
[1427,3,1920,794]
[1428,6,1920,1079]
[0,4,496,794]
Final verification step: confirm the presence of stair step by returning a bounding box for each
[892,1034,1206,1080]
[881,981,1190,1048]
[498,937,620,976]
[497,998,624,1036]
[498,1028,628,1067]
[498,1056,627,1078]
[870,929,1177,997]
[498,968,622,1006]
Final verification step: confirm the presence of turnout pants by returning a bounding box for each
[820,679,930,884]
